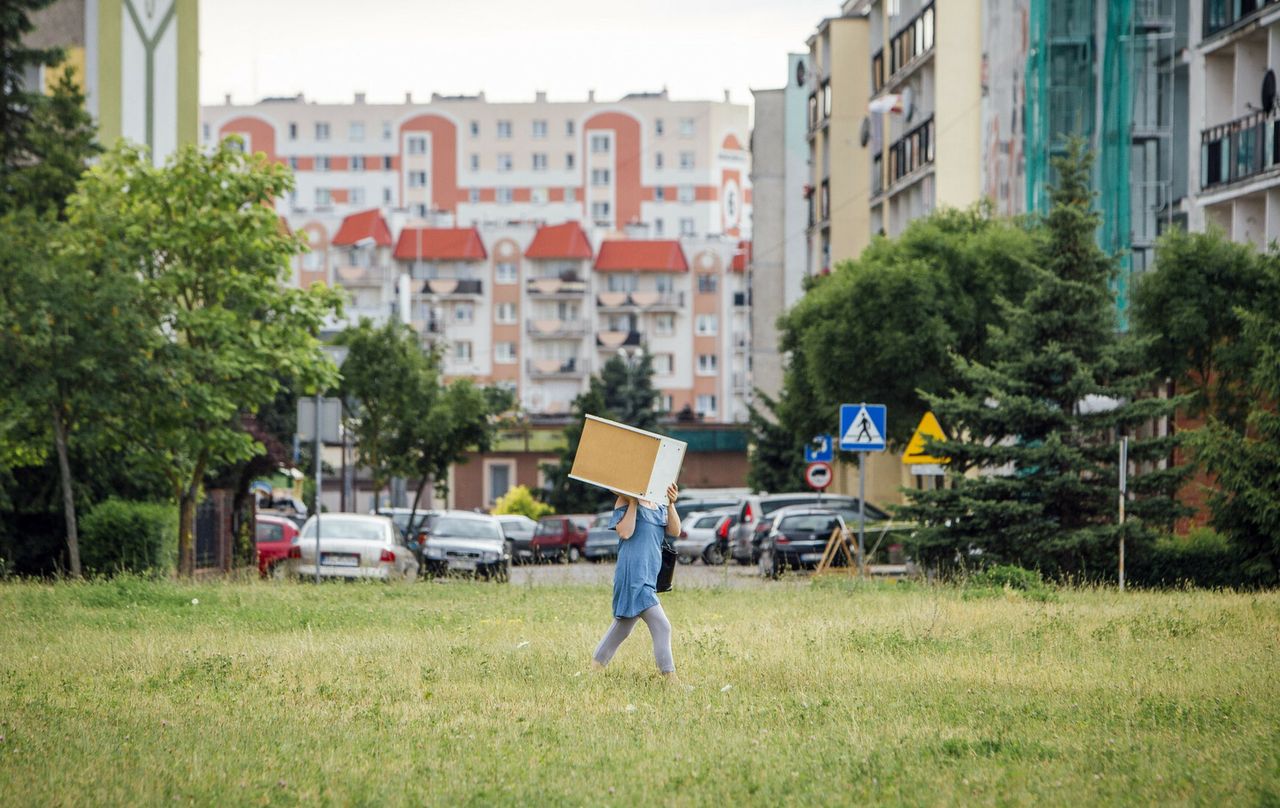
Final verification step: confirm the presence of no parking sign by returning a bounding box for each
[805,461,832,491]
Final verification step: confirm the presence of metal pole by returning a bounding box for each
[1118,436,1128,592]
[314,392,322,584]
[857,451,866,577]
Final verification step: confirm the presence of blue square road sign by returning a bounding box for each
[804,434,834,463]
[839,404,887,452]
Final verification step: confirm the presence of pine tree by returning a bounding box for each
[898,141,1189,579]
[745,391,806,494]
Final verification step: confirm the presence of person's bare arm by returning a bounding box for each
[614,494,639,540]
[664,483,681,538]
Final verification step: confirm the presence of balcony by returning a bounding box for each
[883,115,935,194]
[596,291,685,310]
[527,319,589,338]
[344,303,394,325]
[872,2,935,93]
[421,278,483,297]
[526,275,587,296]
[596,330,642,349]
[1201,109,1280,190]
[527,357,587,378]
[333,264,392,286]
[1203,0,1280,40]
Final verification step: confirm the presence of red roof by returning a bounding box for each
[394,227,487,261]
[731,240,751,272]
[525,221,593,260]
[331,209,393,247]
[594,240,688,272]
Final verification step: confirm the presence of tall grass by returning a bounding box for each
[0,577,1277,806]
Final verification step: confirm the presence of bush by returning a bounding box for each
[1130,529,1255,589]
[80,499,177,576]
[491,485,554,520]
[964,564,1055,601]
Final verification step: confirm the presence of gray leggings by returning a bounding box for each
[592,604,675,673]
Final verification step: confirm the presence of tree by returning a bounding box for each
[0,0,61,208]
[1132,227,1267,429]
[544,354,660,513]
[745,391,806,494]
[492,485,554,520]
[63,140,343,576]
[898,143,1188,578]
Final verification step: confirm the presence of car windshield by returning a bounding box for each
[501,520,529,533]
[591,514,611,528]
[431,517,502,540]
[693,514,722,529]
[255,522,284,542]
[534,521,559,536]
[779,514,842,533]
[300,517,387,541]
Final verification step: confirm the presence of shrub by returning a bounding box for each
[491,485,554,520]
[1130,529,1254,589]
[80,499,177,576]
[964,564,1055,601]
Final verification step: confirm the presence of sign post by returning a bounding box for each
[839,403,887,575]
[1119,436,1128,592]
[297,396,342,583]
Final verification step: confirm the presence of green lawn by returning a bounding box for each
[0,577,1277,806]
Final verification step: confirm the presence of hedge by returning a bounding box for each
[80,499,177,576]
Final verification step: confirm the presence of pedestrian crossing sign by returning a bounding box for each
[839,403,886,452]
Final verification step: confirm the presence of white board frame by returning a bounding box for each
[569,415,688,503]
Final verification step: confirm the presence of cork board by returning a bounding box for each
[569,415,686,501]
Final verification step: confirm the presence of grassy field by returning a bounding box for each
[0,576,1277,806]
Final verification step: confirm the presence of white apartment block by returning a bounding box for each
[201,90,753,424]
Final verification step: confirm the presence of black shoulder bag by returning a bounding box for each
[657,538,678,593]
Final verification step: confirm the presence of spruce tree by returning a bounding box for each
[899,142,1188,579]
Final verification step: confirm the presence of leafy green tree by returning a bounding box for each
[898,143,1188,578]
[745,391,806,494]
[492,485,554,520]
[63,140,343,575]
[0,0,61,208]
[544,354,660,513]
[1132,228,1267,429]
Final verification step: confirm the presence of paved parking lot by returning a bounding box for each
[509,558,781,589]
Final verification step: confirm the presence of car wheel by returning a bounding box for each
[504,541,514,563]
[566,545,580,564]
[677,554,694,565]
[759,546,780,580]
[703,545,725,566]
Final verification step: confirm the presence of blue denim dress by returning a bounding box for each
[608,502,667,619]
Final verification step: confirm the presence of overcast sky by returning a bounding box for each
[199,0,839,109]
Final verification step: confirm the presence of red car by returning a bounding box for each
[531,514,593,563]
[256,513,300,577]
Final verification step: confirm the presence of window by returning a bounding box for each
[821,82,832,119]
[655,152,664,170]
[591,200,611,222]
[655,118,665,136]
[288,122,298,141]
[497,153,513,172]
[350,187,365,206]
[316,156,332,171]
[454,341,473,362]
[590,134,610,153]
[498,187,514,204]
[495,302,517,323]
[382,121,392,140]
[383,156,393,170]
[413,204,428,217]
[565,119,575,136]
[680,218,696,236]
[288,156,300,170]
[696,314,719,335]
[679,151,695,170]
[533,153,548,171]
[655,313,675,336]
[469,188,481,203]
[655,186,666,201]
[315,188,331,206]
[349,122,365,141]
[607,274,637,292]
[697,273,718,293]
[496,263,518,284]
[408,171,427,188]
[486,461,514,504]
[470,154,480,171]
[654,219,665,236]
[679,117,695,137]
[697,354,718,373]
[407,136,427,155]
[678,185,695,203]
[655,274,674,293]
[497,120,512,138]
[350,155,365,171]
[531,187,548,204]
[382,187,392,204]
[315,122,330,140]
[565,152,575,169]
[659,394,673,412]
[532,119,548,138]
[495,342,517,363]
[469,120,479,137]
[565,187,576,203]
[653,353,674,375]
[697,394,718,415]
[454,303,474,323]
[591,168,611,186]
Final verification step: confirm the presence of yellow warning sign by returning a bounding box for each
[902,411,949,465]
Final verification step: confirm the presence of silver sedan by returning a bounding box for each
[287,514,419,582]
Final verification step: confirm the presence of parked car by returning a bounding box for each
[532,514,593,563]
[673,497,741,521]
[496,515,538,564]
[420,511,510,581]
[286,514,419,582]
[674,508,736,565]
[757,508,851,579]
[255,513,299,578]
[583,511,619,562]
[375,507,437,541]
[729,494,890,564]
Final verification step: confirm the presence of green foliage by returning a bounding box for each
[79,499,178,575]
[544,354,661,513]
[0,0,63,209]
[1129,529,1255,589]
[969,564,1046,591]
[5,66,99,217]
[745,391,806,494]
[491,485,554,520]
[899,142,1189,579]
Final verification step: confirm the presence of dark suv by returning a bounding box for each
[531,514,593,563]
[729,494,890,564]
[757,507,852,578]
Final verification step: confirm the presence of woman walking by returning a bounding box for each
[591,482,682,680]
